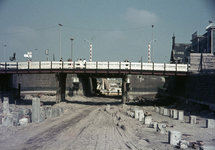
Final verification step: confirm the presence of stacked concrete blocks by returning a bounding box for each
[168,130,181,146]
[189,115,196,124]
[206,119,215,128]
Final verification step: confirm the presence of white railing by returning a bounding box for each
[0,61,189,72]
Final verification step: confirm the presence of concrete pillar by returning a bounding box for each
[172,109,178,119]
[168,130,181,146]
[56,73,67,103]
[178,110,184,120]
[44,105,52,118]
[144,116,152,125]
[2,113,13,127]
[135,109,139,119]
[163,108,168,116]
[3,97,10,114]
[121,74,127,104]
[189,115,196,124]
[40,107,45,122]
[206,119,215,128]
[156,107,159,113]
[169,109,173,117]
[159,107,164,115]
[32,97,40,123]
[138,111,144,122]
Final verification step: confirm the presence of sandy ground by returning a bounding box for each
[0,95,215,150]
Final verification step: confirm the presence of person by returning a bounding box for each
[83,58,86,68]
[60,57,63,61]
[124,59,129,62]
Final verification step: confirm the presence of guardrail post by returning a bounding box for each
[39,61,41,73]
[175,63,177,75]
[164,63,166,75]
[5,62,7,73]
[119,62,121,73]
[51,61,52,73]
[28,61,29,73]
[16,62,18,73]
[62,61,63,72]
[152,63,154,74]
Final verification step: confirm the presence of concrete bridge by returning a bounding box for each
[0,61,190,104]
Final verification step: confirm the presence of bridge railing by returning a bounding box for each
[0,61,189,72]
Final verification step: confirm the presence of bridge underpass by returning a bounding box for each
[0,61,190,103]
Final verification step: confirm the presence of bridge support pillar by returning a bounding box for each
[55,73,67,103]
[122,74,127,104]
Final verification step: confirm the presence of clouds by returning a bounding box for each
[125,8,158,26]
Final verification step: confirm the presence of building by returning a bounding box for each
[170,23,215,64]
[170,34,191,64]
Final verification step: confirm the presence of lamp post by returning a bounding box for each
[4,45,6,62]
[151,24,154,63]
[84,39,92,62]
[148,39,156,63]
[59,23,62,59]
[70,38,74,61]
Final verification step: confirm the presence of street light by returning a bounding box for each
[59,23,63,59]
[84,39,92,62]
[148,39,156,63]
[152,24,154,63]
[70,38,74,61]
[4,45,6,62]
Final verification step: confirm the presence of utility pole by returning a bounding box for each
[4,45,6,62]
[152,24,154,63]
[70,38,74,61]
[59,23,62,59]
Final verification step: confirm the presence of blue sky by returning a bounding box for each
[0,0,214,63]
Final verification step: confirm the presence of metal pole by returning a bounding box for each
[70,38,74,60]
[35,49,37,61]
[4,45,6,62]
[59,24,62,60]
[152,24,154,63]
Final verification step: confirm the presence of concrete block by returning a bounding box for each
[135,110,143,119]
[149,122,158,129]
[18,108,24,120]
[32,97,41,123]
[2,113,13,127]
[51,108,56,118]
[56,108,60,117]
[163,108,168,116]
[3,97,10,114]
[189,115,196,124]
[157,123,167,134]
[132,106,138,112]
[139,112,144,122]
[172,109,178,119]
[44,105,52,118]
[206,119,215,128]
[168,130,181,146]
[154,107,158,112]
[179,140,189,149]
[40,107,45,122]
[178,110,184,120]
[130,112,135,118]
[11,112,19,125]
[156,107,159,113]
[19,118,28,126]
[106,104,110,111]
[200,146,215,150]
[59,108,64,115]
[144,116,152,125]
[159,107,164,115]
[169,109,173,117]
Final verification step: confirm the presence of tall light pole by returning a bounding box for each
[59,23,62,59]
[152,24,154,63]
[70,38,74,61]
[4,45,6,62]
[148,39,156,63]
[84,39,92,62]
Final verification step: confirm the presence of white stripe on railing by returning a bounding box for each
[0,61,189,72]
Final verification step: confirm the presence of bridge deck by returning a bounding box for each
[0,61,190,76]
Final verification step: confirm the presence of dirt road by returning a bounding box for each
[0,96,214,150]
